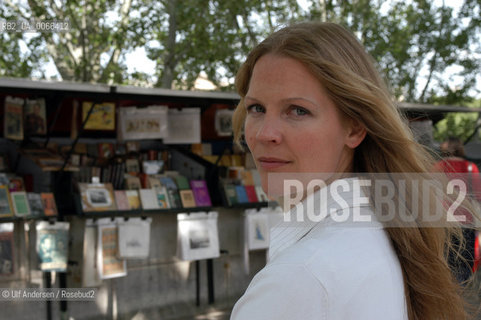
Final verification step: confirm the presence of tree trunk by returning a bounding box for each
[158,0,178,89]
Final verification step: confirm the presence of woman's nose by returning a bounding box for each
[255,115,282,144]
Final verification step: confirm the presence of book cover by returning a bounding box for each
[82,102,115,130]
[0,186,14,218]
[8,176,24,192]
[125,159,140,173]
[244,185,259,203]
[255,186,269,203]
[235,185,249,203]
[4,96,24,140]
[114,190,129,211]
[148,176,162,189]
[27,193,44,217]
[222,184,238,206]
[125,176,141,190]
[125,190,140,210]
[159,176,182,208]
[36,221,69,272]
[97,143,115,159]
[41,193,58,216]
[241,170,255,186]
[11,191,30,217]
[0,230,14,275]
[155,186,171,209]
[179,190,196,208]
[190,180,212,207]
[98,222,126,279]
[175,175,190,190]
[78,183,117,212]
[24,98,47,135]
[139,189,160,209]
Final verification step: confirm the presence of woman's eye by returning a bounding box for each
[289,106,310,116]
[247,104,265,113]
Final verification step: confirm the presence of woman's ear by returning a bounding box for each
[345,119,366,149]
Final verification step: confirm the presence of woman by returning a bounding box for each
[231,22,468,319]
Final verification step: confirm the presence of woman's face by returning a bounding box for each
[244,54,364,194]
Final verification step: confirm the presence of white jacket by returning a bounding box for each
[231,178,408,320]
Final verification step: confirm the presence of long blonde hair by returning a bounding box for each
[233,22,468,320]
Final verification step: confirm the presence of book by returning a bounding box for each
[222,184,238,206]
[0,229,14,275]
[125,190,141,209]
[41,193,58,216]
[125,159,140,173]
[11,191,30,217]
[155,186,171,209]
[190,180,212,207]
[27,193,44,217]
[114,190,130,211]
[241,170,255,186]
[159,176,182,208]
[179,189,196,208]
[78,183,117,212]
[0,186,14,218]
[36,221,70,272]
[255,186,269,203]
[245,185,259,202]
[97,143,115,159]
[148,176,162,189]
[235,185,249,203]
[175,175,190,190]
[139,189,160,209]
[8,176,24,192]
[4,96,24,140]
[24,98,47,135]
[82,102,115,130]
[125,176,141,190]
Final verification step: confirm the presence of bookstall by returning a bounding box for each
[0,78,277,320]
[1,77,480,319]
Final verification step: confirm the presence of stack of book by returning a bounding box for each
[77,171,213,213]
[221,168,269,206]
[0,173,58,218]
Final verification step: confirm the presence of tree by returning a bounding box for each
[1,0,143,83]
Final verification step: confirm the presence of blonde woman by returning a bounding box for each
[231,22,468,320]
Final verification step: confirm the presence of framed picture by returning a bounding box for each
[118,106,168,140]
[10,191,30,217]
[82,102,115,130]
[27,193,44,217]
[36,221,70,272]
[24,98,47,135]
[41,193,58,216]
[117,218,152,259]
[0,224,14,276]
[78,183,116,212]
[163,108,201,144]
[214,109,234,137]
[3,96,24,140]
[97,219,127,279]
[244,209,270,250]
[177,212,220,261]
[0,186,14,218]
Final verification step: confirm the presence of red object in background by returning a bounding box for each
[474,232,480,273]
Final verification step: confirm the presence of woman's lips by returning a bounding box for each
[257,157,292,170]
